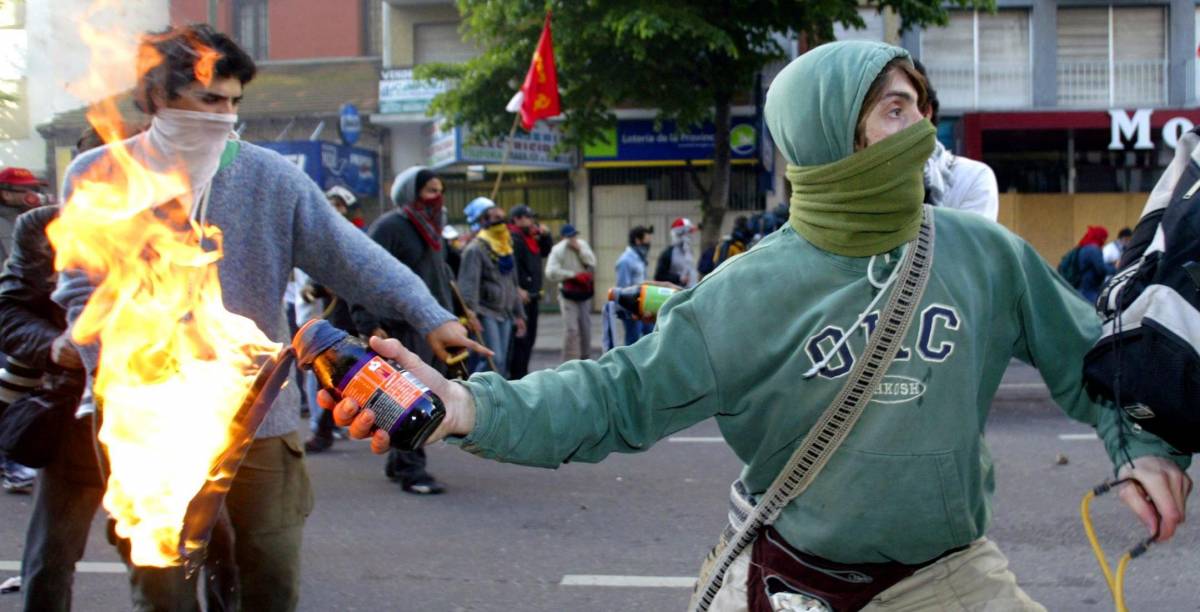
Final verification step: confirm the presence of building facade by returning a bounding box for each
[840,0,1199,261]
[0,0,169,177]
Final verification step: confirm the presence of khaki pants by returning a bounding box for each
[129,431,314,612]
[559,295,592,361]
[704,538,1045,612]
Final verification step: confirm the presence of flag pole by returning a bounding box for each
[489,114,522,201]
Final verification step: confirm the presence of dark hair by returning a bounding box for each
[1118,227,1133,239]
[854,57,929,149]
[910,59,939,126]
[135,24,257,114]
[415,169,438,194]
[628,225,653,246]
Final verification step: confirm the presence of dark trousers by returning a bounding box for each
[127,432,313,612]
[385,448,429,484]
[508,299,540,379]
[21,416,104,612]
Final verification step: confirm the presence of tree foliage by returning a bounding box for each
[420,0,992,247]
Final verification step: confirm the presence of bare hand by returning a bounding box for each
[518,288,530,305]
[1116,455,1192,542]
[466,312,483,334]
[514,318,527,338]
[370,328,388,340]
[317,336,476,453]
[427,320,492,363]
[51,333,83,370]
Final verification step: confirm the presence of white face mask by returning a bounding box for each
[145,108,237,200]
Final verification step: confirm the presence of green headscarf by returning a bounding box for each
[764,41,935,257]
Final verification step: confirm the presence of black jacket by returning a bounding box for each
[0,206,68,372]
[510,226,553,295]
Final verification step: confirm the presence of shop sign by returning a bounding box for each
[379,68,447,115]
[426,120,572,169]
[583,117,759,164]
[339,103,361,146]
[1109,109,1196,151]
[257,140,380,196]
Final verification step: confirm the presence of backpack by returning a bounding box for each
[1057,246,1083,288]
[1082,126,1200,454]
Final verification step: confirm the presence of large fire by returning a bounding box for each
[47,4,279,567]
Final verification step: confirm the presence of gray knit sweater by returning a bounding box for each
[53,140,455,439]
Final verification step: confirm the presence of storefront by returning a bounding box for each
[953,108,1200,262]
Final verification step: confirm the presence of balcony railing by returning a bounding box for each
[1057,60,1167,108]
[923,61,1032,110]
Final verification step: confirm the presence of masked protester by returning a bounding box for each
[507,205,553,378]
[327,41,1190,612]
[655,217,699,288]
[53,24,485,611]
[349,166,456,494]
[458,199,527,378]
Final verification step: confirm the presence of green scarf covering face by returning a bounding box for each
[787,120,934,257]
[764,41,933,257]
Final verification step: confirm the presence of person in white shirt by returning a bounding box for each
[914,61,1000,222]
[1103,227,1133,269]
[545,224,597,361]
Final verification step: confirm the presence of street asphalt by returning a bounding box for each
[1,315,1197,611]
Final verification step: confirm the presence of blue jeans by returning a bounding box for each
[621,318,653,346]
[474,315,514,378]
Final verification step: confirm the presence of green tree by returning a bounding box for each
[422,0,990,249]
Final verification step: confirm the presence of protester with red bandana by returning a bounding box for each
[350,166,459,494]
[1074,225,1115,303]
[507,205,552,378]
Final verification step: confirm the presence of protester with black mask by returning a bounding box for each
[507,205,552,378]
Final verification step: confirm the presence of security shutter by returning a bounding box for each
[1056,8,1108,107]
[834,8,885,42]
[977,10,1030,108]
[921,12,974,109]
[414,22,477,65]
[1112,7,1165,106]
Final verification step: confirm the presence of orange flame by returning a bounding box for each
[49,5,278,567]
[194,45,219,87]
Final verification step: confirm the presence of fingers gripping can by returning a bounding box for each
[292,320,445,451]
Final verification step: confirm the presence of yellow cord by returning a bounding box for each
[1081,486,1141,612]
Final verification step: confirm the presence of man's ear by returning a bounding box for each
[149,85,169,111]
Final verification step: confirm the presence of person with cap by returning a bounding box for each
[346,166,461,493]
[459,199,526,378]
[323,40,1188,611]
[0,166,50,494]
[545,223,597,361]
[507,205,553,378]
[655,216,699,288]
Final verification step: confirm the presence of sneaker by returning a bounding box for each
[1,460,35,494]
[401,475,445,495]
[304,434,334,454]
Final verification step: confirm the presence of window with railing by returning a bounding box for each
[1056,6,1166,108]
[233,0,269,61]
[920,9,1031,110]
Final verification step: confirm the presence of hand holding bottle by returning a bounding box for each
[318,336,477,454]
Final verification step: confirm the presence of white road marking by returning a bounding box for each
[1058,433,1099,441]
[999,383,1047,391]
[668,436,724,443]
[560,575,695,588]
[0,561,126,574]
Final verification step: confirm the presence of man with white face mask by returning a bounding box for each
[53,24,487,612]
[655,216,699,288]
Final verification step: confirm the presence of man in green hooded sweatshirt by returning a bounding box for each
[322,42,1191,611]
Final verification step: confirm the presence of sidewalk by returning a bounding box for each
[532,310,605,356]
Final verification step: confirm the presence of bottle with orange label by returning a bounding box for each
[607,283,678,320]
[292,319,445,451]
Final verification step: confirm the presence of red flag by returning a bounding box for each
[516,13,560,130]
